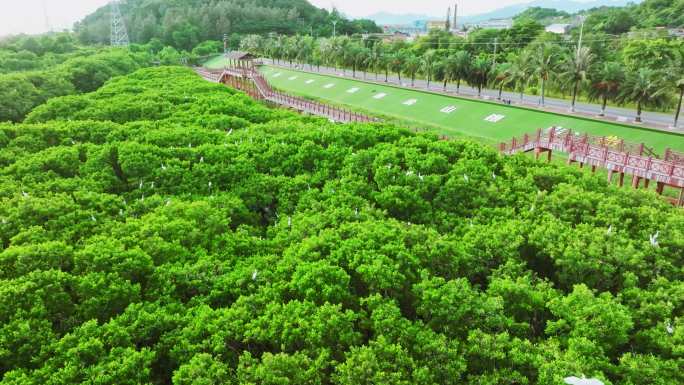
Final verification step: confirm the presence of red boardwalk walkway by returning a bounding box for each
[195,65,377,124]
[501,127,684,206]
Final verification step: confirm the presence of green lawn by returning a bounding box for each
[255,66,684,154]
[203,55,230,69]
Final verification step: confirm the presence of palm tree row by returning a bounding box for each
[241,34,683,126]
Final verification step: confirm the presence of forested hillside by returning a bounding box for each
[1,66,682,384]
[0,46,149,123]
[74,0,381,49]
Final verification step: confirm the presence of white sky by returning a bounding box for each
[0,0,597,37]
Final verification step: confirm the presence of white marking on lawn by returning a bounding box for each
[616,116,629,122]
[373,93,387,99]
[288,76,298,80]
[305,79,315,84]
[484,114,505,122]
[403,99,417,106]
[323,83,335,89]
[272,72,281,77]
[440,106,457,113]
[347,87,360,93]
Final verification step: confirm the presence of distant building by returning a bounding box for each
[381,24,425,36]
[545,23,571,34]
[473,18,513,30]
[668,28,684,38]
[364,31,411,42]
[426,20,447,31]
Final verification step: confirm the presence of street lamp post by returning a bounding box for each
[332,20,338,38]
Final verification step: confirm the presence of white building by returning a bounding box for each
[546,23,571,34]
[473,19,513,30]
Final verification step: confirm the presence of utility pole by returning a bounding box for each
[577,15,586,57]
[492,37,498,69]
[41,0,51,33]
[332,20,338,38]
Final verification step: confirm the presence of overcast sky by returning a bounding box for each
[0,0,594,37]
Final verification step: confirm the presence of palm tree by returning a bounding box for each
[667,51,684,128]
[469,57,491,97]
[587,62,624,116]
[368,43,385,80]
[674,77,684,128]
[441,55,459,91]
[421,50,437,89]
[390,52,405,83]
[492,62,513,100]
[509,50,534,102]
[534,43,558,106]
[451,50,471,93]
[403,54,421,87]
[560,46,594,112]
[616,68,670,123]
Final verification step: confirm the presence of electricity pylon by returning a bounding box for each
[110,1,130,47]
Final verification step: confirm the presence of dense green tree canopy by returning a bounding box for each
[0,66,682,384]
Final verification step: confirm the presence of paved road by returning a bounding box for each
[264,59,683,132]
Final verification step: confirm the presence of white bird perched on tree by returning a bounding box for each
[564,377,604,385]
[188,143,192,148]
[607,225,613,235]
[287,216,292,227]
[161,163,167,170]
[21,190,28,198]
[492,172,496,179]
[406,170,414,176]
[150,182,155,189]
[208,181,212,188]
[1,218,7,224]
[91,214,97,222]
[666,322,674,335]
[200,156,204,163]
[463,174,469,182]
[355,207,359,217]
[650,231,660,247]
[119,209,124,216]
[165,199,171,206]
[252,270,258,280]
[139,180,144,189]
[227,128,233,135]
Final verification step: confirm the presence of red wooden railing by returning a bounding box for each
[501,127,684,191]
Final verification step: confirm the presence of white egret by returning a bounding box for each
[463,174,469,182]
[91,215,96,222]
[650,231,660,247]
[200,156,204,163]
[161,163,167,170]
[564,377,604,385]
[607,225,613,235]
[227,128,233,135]
[21,190,28,198]
[287,216,292,227]
[492,172,496,179]
[139,180,144,189]
[666,322,674,335]
[252,270,258,280]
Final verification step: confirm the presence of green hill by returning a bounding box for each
[74,0,381,49]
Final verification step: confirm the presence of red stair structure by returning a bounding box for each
[500,127,684,206]
[194,61,377,124]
